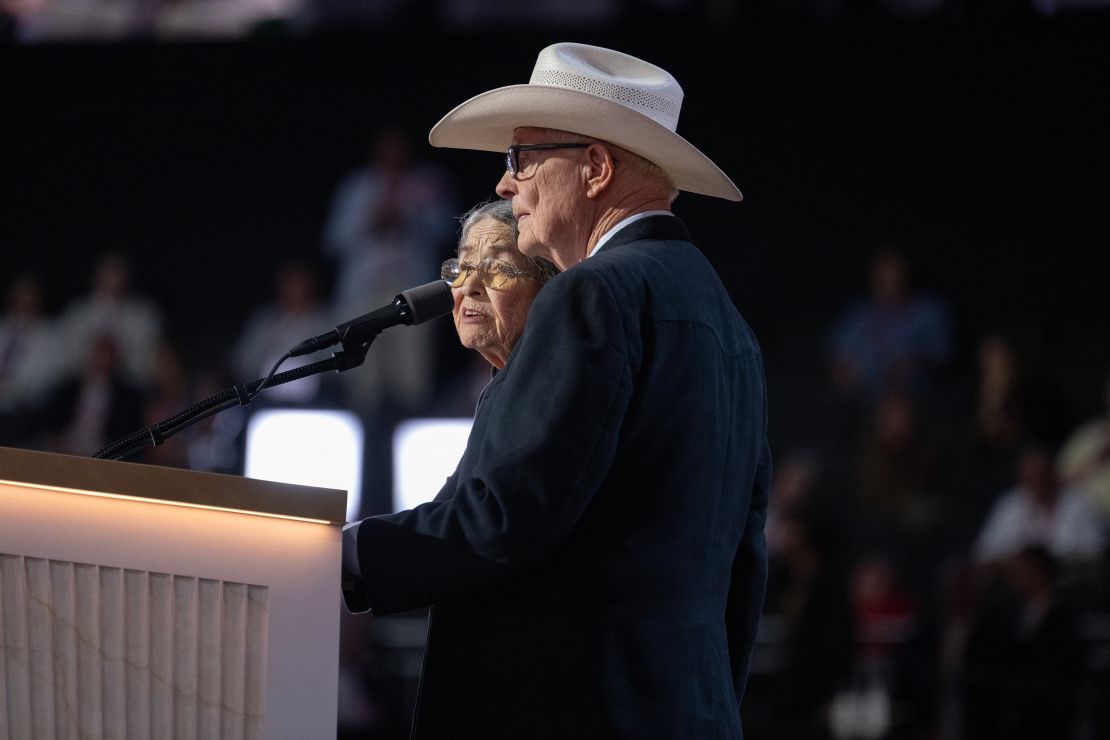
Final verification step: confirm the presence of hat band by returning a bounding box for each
[530,69,681,129]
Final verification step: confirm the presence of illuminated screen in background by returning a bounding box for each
[244,408,364,522]
[391,418,473,513]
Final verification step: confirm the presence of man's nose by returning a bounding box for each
[495,171,516,200]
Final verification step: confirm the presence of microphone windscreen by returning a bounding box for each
[400,280,454,325]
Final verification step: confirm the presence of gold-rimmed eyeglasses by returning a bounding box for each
[441,257,543,290]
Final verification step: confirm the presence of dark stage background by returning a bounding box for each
[4,22,1108,398]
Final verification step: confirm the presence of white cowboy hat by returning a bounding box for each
[428,42,743,202]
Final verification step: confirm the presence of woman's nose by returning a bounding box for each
[459,268,485,294]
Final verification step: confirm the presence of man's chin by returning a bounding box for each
[518,237,550,262]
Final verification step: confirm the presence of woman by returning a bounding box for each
[441,198,557,369]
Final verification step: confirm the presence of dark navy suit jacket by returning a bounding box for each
[345,215,772,739]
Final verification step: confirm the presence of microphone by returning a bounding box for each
[289,280,454,357]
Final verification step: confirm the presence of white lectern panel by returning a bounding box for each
[0,465,340,740]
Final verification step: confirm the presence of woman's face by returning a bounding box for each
[451,217,546,369]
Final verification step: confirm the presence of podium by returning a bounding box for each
[0,446,347,739]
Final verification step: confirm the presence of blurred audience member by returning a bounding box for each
[0,271,59,412]
[852,390,941,541]
[320,124,458,415]
[826,245,953,404]
[232,257,338,405]
[829,553,922,740]
[140,338,192,468]
[848,390,963,599]
[973,333,1030,453]
[31,333,148,457]
[952,331,1070,519]
[765,448,825,558]
[936,556,979,739]
[764,504,854,740]
[970,332,1063,454]
[973,441,1106,567]
[961,544,1084,740]
[183,366,246,475]
[56,250,164,390]
[850,554,920,667]
[1057,368,1110,521]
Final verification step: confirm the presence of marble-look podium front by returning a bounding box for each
[0,446,346,740]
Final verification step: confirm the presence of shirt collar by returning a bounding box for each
[588,211,675,258]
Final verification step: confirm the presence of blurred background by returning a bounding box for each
[2,1,1110,738]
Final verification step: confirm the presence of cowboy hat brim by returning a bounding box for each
[428,84,743,202]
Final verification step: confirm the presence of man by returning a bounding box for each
[343,42,772,739]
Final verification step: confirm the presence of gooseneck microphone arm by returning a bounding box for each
[93,280,453,463]
[93,346,368,462]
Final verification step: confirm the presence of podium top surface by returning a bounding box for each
[0,446,347,524]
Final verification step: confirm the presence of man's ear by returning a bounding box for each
[583,143,617,199]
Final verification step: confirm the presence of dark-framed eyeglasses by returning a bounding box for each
[505,143,590,176]
[441,257,542,290]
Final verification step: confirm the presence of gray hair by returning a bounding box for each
[457,198,558,281]
[458,198,517,243]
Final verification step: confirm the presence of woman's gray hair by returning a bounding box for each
[457,198,558,281]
